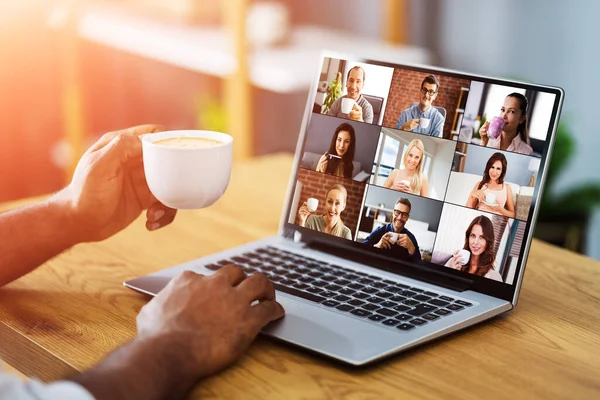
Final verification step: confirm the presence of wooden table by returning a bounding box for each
[1,154,599,399]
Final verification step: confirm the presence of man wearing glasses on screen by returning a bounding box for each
[362,197,421,262]
[395,75,445,137]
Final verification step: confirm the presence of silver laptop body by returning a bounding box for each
[126,52,564,366]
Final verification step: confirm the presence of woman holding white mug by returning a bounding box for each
[466,152,515,218]
[296,184,352,240]
[445,215,503,282]
[383,139,429,197]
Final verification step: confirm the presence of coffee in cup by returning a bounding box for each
[341,97,356,114]
[485,193,497,205]
[306,198,319,212]
[457,249,471,265]
[487,116,505,139]
[141,130,233,209]
[419,118,431,129]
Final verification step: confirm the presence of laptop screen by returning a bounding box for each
[285,55,562,294]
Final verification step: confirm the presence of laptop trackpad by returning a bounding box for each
[261,295,391,360]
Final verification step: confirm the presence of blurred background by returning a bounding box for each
[1,0,598,259]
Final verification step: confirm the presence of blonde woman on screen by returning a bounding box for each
[296,184,352,240]
[383,139,429,197]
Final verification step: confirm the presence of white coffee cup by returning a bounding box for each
[389,232,399,243]
[400,179,411,188]
[419,118,431,129]
[457,249,471,265]
[306,198,319,212]
[486,193,497,204]
[141,130,233,209]
[341,97,356,114]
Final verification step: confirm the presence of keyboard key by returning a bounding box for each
[368,275,383,281]
[350,309,372,318]
[318,291,337,298]
[423,291,438,297]
[321,300,340,307]
[429,299,450,307]
[393,305,412,312]
[434,309,452,316]
[439,296,454,302]
[313,281,329,287]
[382,319,400,326]
[348,283,366,290]
[409,288,424,293]
[375,291,393,299]
[422,314,440,321]
[335,304,354,312]
[232,256,250,263]
[334,279,350,286]
[410,318,427,326]
[396,324,415,331]
[367,297,384,304]
[395,283,411,289]
[390,295,407,302]
[308,271,324,278]
[413,295,432,302]
[321,275,338,282]
[273,283,326,303]
[280,279,295,286]
[384,286,403,293]
[338,288,355,295]
[217,259,234,266]
[368,314,386,322]
[333,295,351,302]
[380,301,397,308]
[371,282,388,289]
[362,287,379,294]
[357,278,374,285]
[286,273,301,280]
[396,314,413,321]
[343,274,360,280]
[362,303,380,311]
[205,263,221,271]
[348,299,366,306]
[455,300,473,307]
[403,299,420,306]
[325,284,342,292]
[376,309,398,317]
[306,286,324,294]
[383,279,397,285]
[447,304,464,311]
[353,292,371,300]
[401,291,418,297]
[293,283,310,290]
[407,304,437,316]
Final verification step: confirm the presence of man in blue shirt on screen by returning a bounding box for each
[395,75,445,137]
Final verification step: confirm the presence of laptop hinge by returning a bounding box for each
[306,239,473,292]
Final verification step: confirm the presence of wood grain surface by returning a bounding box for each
[0,153,599,399]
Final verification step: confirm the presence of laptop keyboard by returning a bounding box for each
[204,246,473,332]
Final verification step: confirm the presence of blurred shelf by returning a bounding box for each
[61,3,430,94]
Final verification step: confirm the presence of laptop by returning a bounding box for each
[125,52,564,366]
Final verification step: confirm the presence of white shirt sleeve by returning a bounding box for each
[0,368,95,400]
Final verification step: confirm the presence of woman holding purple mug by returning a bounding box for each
[478,93,533,155]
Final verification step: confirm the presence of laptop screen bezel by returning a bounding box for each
[278,51,564,304]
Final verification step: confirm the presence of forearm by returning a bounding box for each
[0,190,81,286]
[71,334,199,400]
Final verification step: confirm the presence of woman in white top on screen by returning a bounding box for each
[445,215,503,282]
[383,139,429,197]
[466,152,515,218]
[479,93,533,155]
